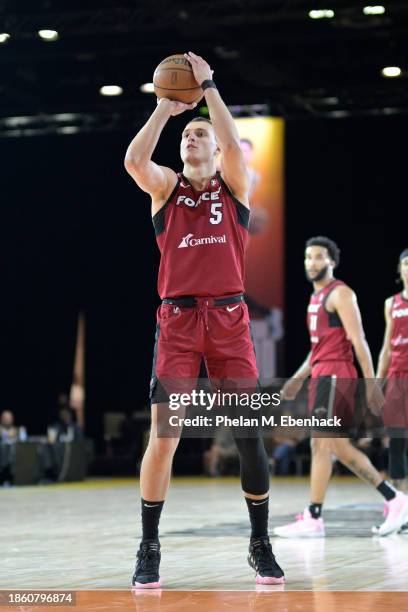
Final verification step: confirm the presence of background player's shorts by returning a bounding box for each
[150,295,259,404]
[383,372,408,431]
[309,361,358,434]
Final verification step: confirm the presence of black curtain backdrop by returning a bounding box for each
[1,114,406,442]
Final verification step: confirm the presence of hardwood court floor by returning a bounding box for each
[1,477,407,610]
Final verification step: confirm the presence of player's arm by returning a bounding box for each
[185,52,249,206]
[280,352,312,400]
[124,99,195,211]
[331,286,375,378]
[376,297,393,379]
[331,286,383,415]
[292,352,312,380]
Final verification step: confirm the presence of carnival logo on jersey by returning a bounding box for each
[176,188,222,209]
[178,233,227,248]
[392,307,408,318]
[393,334,408,346]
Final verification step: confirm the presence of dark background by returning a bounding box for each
[1,113,406,441]
[1,0,407,445]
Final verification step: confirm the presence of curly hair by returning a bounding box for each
[305,236,340,267]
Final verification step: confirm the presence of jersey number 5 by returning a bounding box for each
[209,202,223,225]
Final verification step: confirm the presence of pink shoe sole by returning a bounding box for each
[256,575,285,585]
[274,532,325,539]
[132,581,162,589]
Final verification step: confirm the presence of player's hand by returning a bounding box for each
[184,52,213,87]
[365,379,384,417]
[157,98,197,116]
[280,378,304,401]
[356,437,372,449]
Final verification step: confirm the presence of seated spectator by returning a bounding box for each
[48,405,83,443]
[0,410,18,485]
[0,410,18,443]
[40,405,83,483]
[270,436,296,475]
[203,426,238,476]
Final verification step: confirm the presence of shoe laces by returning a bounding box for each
[137,542,160,572]
[250,538,276,572]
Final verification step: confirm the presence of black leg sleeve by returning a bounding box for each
[233,435,270,495]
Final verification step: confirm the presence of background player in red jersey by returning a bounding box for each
[274,236,408,538]
[375,249,408,534]
[124,52,284,588]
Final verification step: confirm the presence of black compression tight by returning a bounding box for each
[233,435,270,495]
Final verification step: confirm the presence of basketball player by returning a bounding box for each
[124,52,284,587]
[274,236,408,538]
[375,249,408,534]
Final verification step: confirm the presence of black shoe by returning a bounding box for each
[132,540,161,588]
[248,537,285,584]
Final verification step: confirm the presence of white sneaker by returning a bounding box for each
[371,500,390,535]
[273,508,325,538]
[373,492,408,536]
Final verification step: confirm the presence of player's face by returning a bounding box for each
[1,410,14,427]
[180,122,218,164]
[304,246,334,283]
[400,257,408,285]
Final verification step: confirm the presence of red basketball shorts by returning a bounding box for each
[309,361,358,431]
[383,372,408,430]
[150,295,259,403]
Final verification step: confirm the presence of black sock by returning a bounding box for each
[309,503,323,519]
[141,499,164,541]
[245,496,269,540]
[377,480,397,501]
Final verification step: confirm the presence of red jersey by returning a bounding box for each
[153,172,249,298]
[389,292,408,374]
[307,279,353,366]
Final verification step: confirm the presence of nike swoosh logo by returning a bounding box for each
[252,499,268,506]
[144,503,160,508]
[226,304,240,312]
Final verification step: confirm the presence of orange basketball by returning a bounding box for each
[153,54,202,104]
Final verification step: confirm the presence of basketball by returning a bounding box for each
[153,54,202,104]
